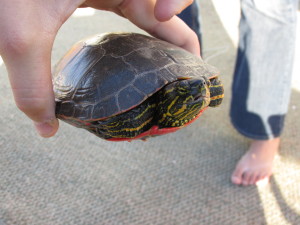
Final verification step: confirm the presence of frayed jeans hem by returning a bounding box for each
[230,117,281,140]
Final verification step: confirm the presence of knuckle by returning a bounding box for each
[13,87,51,119]
[0,32,34,55]
[15,96,46,115]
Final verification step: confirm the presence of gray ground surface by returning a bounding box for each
[1,1,300,224]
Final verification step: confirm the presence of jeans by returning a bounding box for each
[179,0,298,140]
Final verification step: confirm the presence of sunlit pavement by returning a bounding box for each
[0,1,299,224]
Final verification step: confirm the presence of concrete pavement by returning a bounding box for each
[0,0,299,224]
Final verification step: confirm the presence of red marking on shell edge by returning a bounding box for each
[107,107,207,142]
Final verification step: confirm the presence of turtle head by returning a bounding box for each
[157,78,211,128]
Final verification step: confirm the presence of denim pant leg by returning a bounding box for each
[230,0,298,140]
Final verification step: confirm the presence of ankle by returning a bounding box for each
[250,138,280,153]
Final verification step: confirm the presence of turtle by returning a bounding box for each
[53,32,224,141]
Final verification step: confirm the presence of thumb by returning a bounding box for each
[154,0,194,21]
[2,36,59,138]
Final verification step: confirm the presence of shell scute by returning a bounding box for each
[118,86,146,112]
[53,45,105,100]
[92,97,118,120]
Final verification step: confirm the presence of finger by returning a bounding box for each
[150,16,201,56]
[119,0,200,56]
[154,0,194,21]
[1,36,59,138]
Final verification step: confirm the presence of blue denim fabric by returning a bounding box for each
[179,0,298,139]
[231,0,298,139]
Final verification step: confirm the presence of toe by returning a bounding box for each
[249,172,260,185]
[256,177,270,186]
[231,167,244,185]
[255,175,270,186]
[242,171,252,186]
[231,175,242,185]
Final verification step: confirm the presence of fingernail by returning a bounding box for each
[34,118,58,138]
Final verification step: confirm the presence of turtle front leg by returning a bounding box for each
[208,77,224,107]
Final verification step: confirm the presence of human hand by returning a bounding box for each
[0,0,199,138]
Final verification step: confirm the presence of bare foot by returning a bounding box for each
[231,138,280,186]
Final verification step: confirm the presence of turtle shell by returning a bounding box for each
[53,32,219,121]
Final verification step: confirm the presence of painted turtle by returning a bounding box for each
[53,33,224,141]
